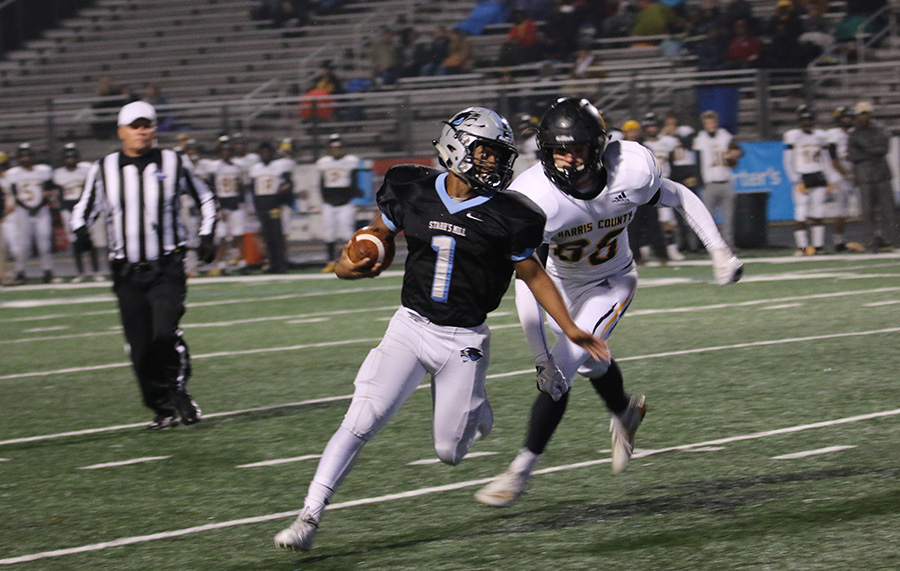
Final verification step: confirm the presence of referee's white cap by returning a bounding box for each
[118,101,157,126]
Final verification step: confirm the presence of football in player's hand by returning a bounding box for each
[348,226,395,269]
[724,149,742,167]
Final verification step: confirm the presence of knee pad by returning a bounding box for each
[342,395,393,441]
[434,440,466,466]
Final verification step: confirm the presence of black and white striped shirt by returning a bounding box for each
[71,149,217,264]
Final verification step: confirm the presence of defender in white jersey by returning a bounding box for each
[476,98,743,508]
[824,106,861,252]
[783,105,837,255]
[315,134,360,272]
[5,144,57,283]
[53,143,105,282]
[206,137,250,273]
[642,113,685,260]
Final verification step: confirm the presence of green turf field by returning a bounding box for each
[2,253,899,570]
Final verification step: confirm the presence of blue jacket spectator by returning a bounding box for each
[455,0,509,36]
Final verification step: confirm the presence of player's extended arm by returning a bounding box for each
[514,256,609,362]
[657,178,743,285]
[514,276,572,400]
[334,213,395,280]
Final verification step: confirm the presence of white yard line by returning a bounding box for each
[771,445,857,460]
[4,326,900,446]
[78,456,171,470]
[1,409,896,566]
[237,455,322,468]
[864,300,900,307]
[761,303,805,310]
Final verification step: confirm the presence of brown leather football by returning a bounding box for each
[348,226,395,269]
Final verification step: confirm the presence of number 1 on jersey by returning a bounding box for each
[431,235,456,302]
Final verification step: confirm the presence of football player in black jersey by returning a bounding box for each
[274,107,608,552]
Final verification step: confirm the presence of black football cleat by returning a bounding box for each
[147,414,180,430]
[173,390,202,425]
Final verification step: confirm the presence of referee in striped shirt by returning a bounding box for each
[71,101,218,430]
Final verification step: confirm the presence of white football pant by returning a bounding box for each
[13,208,53,273]
[320,202,357,243]
[341,307,493,465]
[543,266,637,380]
[793,186,828,221]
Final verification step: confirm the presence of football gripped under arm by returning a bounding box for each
[514,277,551,363]
[657,178,727,251]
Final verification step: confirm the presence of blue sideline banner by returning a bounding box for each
[732,141,793,222]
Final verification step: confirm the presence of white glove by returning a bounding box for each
[535,356,570,401]
[711,247,743,286]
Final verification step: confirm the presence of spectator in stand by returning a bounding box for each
[455,0,509,36]
[498,9,543,66]
[420,25,452,76]
[762,0,807,69]
[693,23,729,70]
[726,18,762,68]
[602,0,639,37]
[310,60,344,95]
[544,1,583,62]
[440,28,475,75]
[686,0,723,37]
[847,102,899,252]
[92,76,129,138]
[798,2,836,61]
[631,0,681,39]
[398,27,431,78]
[369,28,401,86]
[142,83,175,132]
[721,0,757,34]
[514,0,554,20]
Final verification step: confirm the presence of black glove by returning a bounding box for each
[197,234,216,264]
[74,227,93,253]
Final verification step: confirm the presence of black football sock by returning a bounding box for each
[73,247,84,275]
[326,241,336,261]
[524,391,569,455]
[90,247,99,272]
[589,359,629,414]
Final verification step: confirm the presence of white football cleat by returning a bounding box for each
[475,469,530,507]
[610,395,647,474]
[710,247,743,285]
[274,508,319,552]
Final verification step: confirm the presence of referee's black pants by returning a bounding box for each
[112,253,191,416]
[258,206,288,273]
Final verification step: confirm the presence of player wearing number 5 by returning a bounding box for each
[274,107,608,552]
[476,98,743,508]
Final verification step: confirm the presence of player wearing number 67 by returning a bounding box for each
[274,106,609,552]
[475,98,743,509]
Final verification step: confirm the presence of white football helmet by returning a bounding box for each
[433,107,518,193]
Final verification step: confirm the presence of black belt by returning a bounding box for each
[112,247,184,275]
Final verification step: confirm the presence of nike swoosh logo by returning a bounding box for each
[466,212,483,221]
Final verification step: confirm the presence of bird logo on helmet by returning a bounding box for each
[433,107,518,194]
[537,98,608,196]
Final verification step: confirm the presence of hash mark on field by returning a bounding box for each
[864,300,900,307]
[407,452,498,465]
[762,303,804,310]
[23,325,70,333]
[78,456,171,470]
[237,455,322,468]
[682,446,726,452]
[771,445,857,460]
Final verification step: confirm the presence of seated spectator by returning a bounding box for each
[497,9,543,66]
[439,28,474,74]
[544,0,583,61]
[602,0,640,38]
[420,25,452,76]
[310,60,344,95]
[455,0,509,36]
[721,0,757,34]
[685,0,724,37]
[142,83,175,132]
[631,0,681,39]
[369,28,401,86]
[799,2,836,60]
[398,27,431,78]
[513,0,554,20]
[693,23,729,70]
[726,19,761,67]
[761,0,807,68]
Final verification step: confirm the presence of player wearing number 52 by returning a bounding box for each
[274,107,609,552]
[475,98,743,509]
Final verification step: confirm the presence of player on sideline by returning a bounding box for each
[475,98,743,508]
[273,107,608,552]
[783,105,836,256]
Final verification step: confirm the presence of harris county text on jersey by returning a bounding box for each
[553,212,633,241]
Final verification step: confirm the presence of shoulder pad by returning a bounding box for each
[384,164,439,185]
